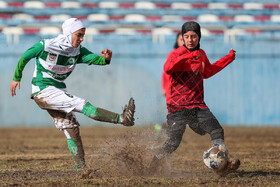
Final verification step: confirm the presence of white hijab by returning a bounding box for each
[44,18,85,56]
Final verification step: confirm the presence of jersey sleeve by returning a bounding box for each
[13,40,44,81]
[78,46,109,66]
[164,49,200,74]
[203,49,235,79]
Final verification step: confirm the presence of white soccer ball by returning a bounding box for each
[203,144,229,171]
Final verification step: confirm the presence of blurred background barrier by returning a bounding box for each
[0,0,280,126]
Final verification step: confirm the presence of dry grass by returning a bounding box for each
[0,126,280,186]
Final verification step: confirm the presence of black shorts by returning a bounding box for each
[166,108,223,138]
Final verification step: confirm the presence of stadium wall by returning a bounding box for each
[0,34,279,127]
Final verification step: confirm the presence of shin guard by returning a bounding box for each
[64,127,85,171]
[82,102,120,123]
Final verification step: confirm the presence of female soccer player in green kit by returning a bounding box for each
[10,18,135,175]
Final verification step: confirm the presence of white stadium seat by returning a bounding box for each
[171,3,191,9]
[124,14,146,22]
[12,13,34,21]
[162,15,182,22]
[208,3,227,9]
[23,1,44,9]
[198,14,219,22]
[135,2,155,9]
[3,27,23,34]
[99,2,118,9]
[234,15,254,22]
[152,27,173,43]
[40,26,61,35]
[224,28,246,43]
[115,28,136,35]
[50,14,71,22]
[85,26,99,43]
[3,27,23,43]
[201,28,210,36]
[243,3,263,10]
[87,14,109,22]
[61,1,81,9]
[270,15,280,22]
[0,1,7,8]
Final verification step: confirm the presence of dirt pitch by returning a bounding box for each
[0,125,280,186]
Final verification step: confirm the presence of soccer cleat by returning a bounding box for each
[216,159,240,177]
[121,97,135,126]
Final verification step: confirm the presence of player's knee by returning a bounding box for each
[162,136,182,154]
[210,128,224,140]
[64,127,81,141]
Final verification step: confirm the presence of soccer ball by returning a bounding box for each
[203,144,229,171]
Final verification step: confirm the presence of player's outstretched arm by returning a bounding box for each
[10,80,20,96]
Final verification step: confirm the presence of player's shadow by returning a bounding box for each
[234,170,280,178]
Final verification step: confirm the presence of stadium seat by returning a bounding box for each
[263,4,279,9]
[12,14,34,21]
[192,3,208,9]
[109,15,125,21]
[124,14,146,22]
[87,14,109,22]
[45,2,61,8]
[119,2,134,9]
[228,4,243,9]
[85,26,99,43]
[7,2,23,8]
[82,2,98,8]
[255,15,270,22]
[155,3,171,9]
[40,26,61,35]
[208,3,227,9]
[201,28,211,36]
[224,28,246,43]
[243,3,263,9]
[271,15,280,22]
[61,1,81,9]
[135,2,155,9]
[171,3,191,9]
[23,27,40,34]
[99,2,118,9]
[2,27,23,43]
[152,27,173,43]
[0,1,7,8]
[234,15,254,23]
[0,13,11,20]
[198,14,219,22]
[23,1,44,9]
[219,16,234,22]
[162,15,182,22]
[115,28,136,35]
[146,16,161,21]
[50,14,71,22]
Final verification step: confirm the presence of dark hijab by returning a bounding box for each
[181,21,201,51]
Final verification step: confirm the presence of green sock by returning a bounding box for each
[67,138,83,172]
[82,102,121,123]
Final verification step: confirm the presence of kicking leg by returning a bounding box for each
[81,98,135,126]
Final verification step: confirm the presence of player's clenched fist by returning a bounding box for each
[101,49,112,61]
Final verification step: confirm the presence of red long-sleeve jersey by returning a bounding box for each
[164,46,235,114]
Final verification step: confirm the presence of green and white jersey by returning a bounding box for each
[13,40,108,95]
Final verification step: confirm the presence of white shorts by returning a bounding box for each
[33,86,87,130]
